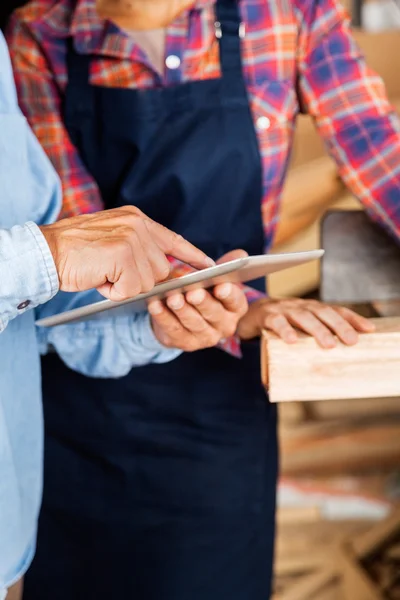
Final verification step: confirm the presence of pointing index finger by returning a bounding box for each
[144,219,215,270]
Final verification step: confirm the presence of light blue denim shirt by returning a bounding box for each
[0,33,179,595]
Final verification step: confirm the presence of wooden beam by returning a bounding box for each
[274,553,327,578]
[386,543,400,561]
[277,510,400,600]
[278,568,337,600]
[352,508,400,560]
[278,402,311,426]
[372,300,400,318]
[276,520,373,560]
[296,396,400,422]
[338,546,384,600]
[280,422,400,476]
[272,157,344,248]
[277,506,321,527]
[262,317,400,403]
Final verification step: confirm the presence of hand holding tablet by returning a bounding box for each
[36,250,324,327]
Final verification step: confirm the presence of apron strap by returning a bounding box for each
[215,0,244,75]
[64,37,93,121]
[66,37,91,88]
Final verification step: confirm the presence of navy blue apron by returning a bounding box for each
[24,1,278,598]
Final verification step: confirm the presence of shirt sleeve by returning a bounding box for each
[0,223,59,333]
[0,32,61,333]
[6,14,104,219]
[295,0,400,239]
[36,291,182,378]
[2,27,180,372]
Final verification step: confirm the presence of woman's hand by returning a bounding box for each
[148,284,248,351]
[237,298,376,348]
[148,249,248,352]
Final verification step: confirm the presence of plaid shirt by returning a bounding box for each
[6,0,400,355]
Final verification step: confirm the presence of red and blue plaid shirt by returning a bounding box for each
[6,0,400,355]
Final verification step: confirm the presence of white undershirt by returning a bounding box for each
[127,28,166,75]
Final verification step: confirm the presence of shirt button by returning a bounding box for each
[17,300,31,310]
[165,55,181,70]
[256,116,271,131]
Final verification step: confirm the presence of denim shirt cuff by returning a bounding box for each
[0,222,59,330]
[24,222,60,302]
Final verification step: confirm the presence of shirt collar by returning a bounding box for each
[32,0,216,58]
[31,0,109,54]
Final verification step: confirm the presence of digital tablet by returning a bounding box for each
[36,250,324,327]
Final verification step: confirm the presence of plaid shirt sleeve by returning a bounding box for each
[296,0,400,239]
[6,14,104,219]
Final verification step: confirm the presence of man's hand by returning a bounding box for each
[237,298,376,348]
[148,250,249,351]
[39,206,214,302]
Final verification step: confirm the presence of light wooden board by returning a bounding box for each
[280,422,400,476]
[276,520,374,560]
[286,397,400,423]
[262,317,400,403]
[276,509,400,600]
[277,506,321,527]
[278,568,337,600]
[352,508,400,560]
[272,156,344,247]
[338,547,384,600]
[372,300,400,318]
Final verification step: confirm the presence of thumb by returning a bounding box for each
[96,281,139,302]
[216,249,248,265]
[96,282,122,301]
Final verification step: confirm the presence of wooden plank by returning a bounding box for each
[278,402,311,426]
[275,553,327,578]
[386,543,400,561]
[280,422,400,476]
[278,568,337,600]
[352,508,400,560]
[373,561,400,594]
[276,520,373,559]
[262,317,400,403]
[274,579,342,600]
[276,511,400,600]
[274,521,373,584]
[316,582,344,600]
[277,506,321,527]
[352,31,400,99]
[288,115,327,169]
[268,222,322,298]
[338,547,384,600]
[300,397,400,422]
[272,157,344,247]
[372,300,400,318]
